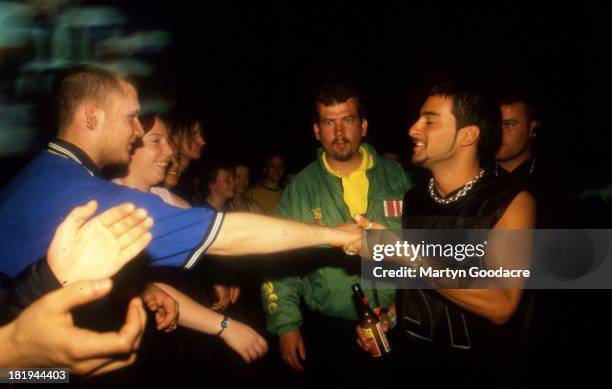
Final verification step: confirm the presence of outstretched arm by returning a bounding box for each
[155,283,268,363]
[208,213,361,256]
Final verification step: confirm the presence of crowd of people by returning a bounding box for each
[1,64,609,387]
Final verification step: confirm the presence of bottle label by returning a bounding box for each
[362,327,382,357]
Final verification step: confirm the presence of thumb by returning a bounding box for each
[298,337,306,360]
[353,213,369,228]
[49,278,112,313]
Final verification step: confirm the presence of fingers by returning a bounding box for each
[251,335,267,357]
[134,298,147,349]
[67,300,143,363]
[343,238,362,256]
[118,232,152,265]
[106,207,148,237]
[145,289,178,332]
[353,214,383,230]
[245,335,268,363]
[143,294,159,313]
[230,287,241,304]
[96,203,136,229]
[211,298,229,311]
[281,342,304,372]
[69,357,113,376]
[156,303,178,331]
[241,331,268,363]
[353,213,368,228]
[279,331,304,372]
[246,347,258,363]
[343,243,358,256]
[380,320,390,332]
[154,310,168,331]
[116,216,153,250]
[212,285,231,310]
[49,279,113,313]
[64,298,144,360]
[257,336,269,355]
[239,350,252,364]
[285,348,304,372]
[356,337,369,352]
[119,298,146,352]
[74,298,144,359]
[87,353,137,377]
[355,325,370,352]
[163,322,178,333]
[297,337,306,361]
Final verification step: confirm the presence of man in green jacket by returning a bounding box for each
[261,82,412,377]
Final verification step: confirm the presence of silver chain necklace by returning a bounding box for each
[428,168,486,205]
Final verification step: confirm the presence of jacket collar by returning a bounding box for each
[47,139,102,177]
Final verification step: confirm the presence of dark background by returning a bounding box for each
[1,3,610,386]
[2,1,611,191]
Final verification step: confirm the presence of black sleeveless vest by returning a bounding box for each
[396,172,532,353]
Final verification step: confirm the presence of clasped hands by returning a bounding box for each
[341,214,385,257]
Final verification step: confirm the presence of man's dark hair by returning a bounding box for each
[52,64,126,135]
[313,82,366,122]
[200,165,233,199]
[263,153,285,166]
[498,90,540,122]
[429,82,501,167]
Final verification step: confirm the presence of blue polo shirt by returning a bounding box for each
[0,140,223,277]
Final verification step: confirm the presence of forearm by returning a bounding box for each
[208,213,341,256]
[154,283,224,334]
[436,288,522,325]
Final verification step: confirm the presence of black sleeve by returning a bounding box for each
[1,258,62,324]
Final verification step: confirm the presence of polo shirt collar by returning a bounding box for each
[47,139,102,177]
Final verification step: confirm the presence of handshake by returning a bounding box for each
[341,214,385,256]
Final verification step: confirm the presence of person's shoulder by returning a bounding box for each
[486,174,533,207]
[375,155,404,171]
[16,150,78,177]
[1,151,89,199]
[402,184,427,203]
[290,161,320,184]
[508,190,536,212]
[299,156,321,175]
[495,190,536,229]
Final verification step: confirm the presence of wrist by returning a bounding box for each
[1,322,28,367]
[324,226,341,246]
[216,314,230,337]
[46,257,69,287]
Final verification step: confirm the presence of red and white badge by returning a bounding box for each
[383,200,403,217]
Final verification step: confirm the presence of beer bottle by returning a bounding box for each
[352,284,391,357]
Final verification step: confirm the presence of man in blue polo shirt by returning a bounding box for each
[0,65,362,278]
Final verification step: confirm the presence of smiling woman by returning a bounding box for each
[115,115,175,193]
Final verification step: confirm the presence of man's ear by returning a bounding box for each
[313,123,321,141]
[361,118,368,137]
[83,102,103,131]
[529,120,539,138]
[459,125,479,146]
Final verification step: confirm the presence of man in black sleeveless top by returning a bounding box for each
[356,83,536,386]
